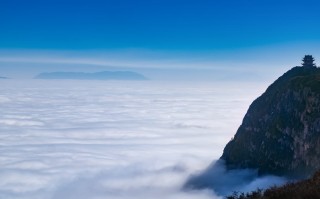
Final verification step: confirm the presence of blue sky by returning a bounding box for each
[1,0,320,79]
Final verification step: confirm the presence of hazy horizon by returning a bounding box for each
[2,1,320,81]
[1,46,319,81]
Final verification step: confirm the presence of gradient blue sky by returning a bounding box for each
[1,0,320,79]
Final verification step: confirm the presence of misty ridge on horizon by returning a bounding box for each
[34,71,148,80]
[1,47,306,82]
[0,66,285,82]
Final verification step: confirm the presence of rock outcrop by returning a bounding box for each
[221,66,320,178]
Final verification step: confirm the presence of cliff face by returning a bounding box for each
[221,66,320,177]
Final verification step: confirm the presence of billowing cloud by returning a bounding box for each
[0,80,272,198]
[184,160,287,196]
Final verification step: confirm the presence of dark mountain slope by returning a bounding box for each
[227,170,320,199]
[221,66,320,178]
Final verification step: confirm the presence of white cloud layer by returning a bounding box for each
[0,80,270,199]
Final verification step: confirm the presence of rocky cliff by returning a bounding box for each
[221,66,320,178]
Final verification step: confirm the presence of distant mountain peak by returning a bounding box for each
[34,71,148,80]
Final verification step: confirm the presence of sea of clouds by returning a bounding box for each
[0,80,283,199]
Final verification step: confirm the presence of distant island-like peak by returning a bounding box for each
[34,71,148,80]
